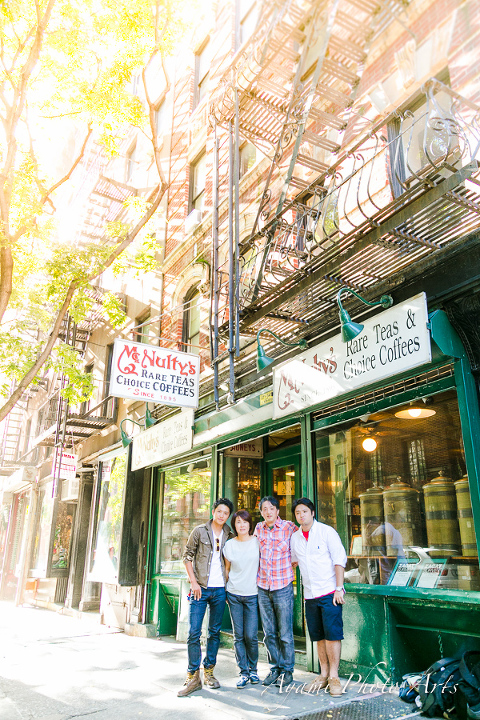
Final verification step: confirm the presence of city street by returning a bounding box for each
[0,602,420,720]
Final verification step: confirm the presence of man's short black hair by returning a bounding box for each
[292,497,315,516]
[259,495,279,510]
[213,497,234,515]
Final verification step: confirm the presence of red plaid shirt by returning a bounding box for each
[255,518,298,591]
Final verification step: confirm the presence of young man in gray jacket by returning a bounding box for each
[178,497,234,697]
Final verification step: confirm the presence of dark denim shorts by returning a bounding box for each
[304,592,344,641]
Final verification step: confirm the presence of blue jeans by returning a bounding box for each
[187,587,226,673]
[257,583,295,673]
[227,592,259,677]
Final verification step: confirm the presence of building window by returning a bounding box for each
[240,142,256,177]
[103,343,117,418]
[194,40,210,107]
[315,388,479,592]
[190,152,206,212]
[387,85,459,198]
[236,0,258,47]
[154,99,167,139]
[126,142,139,184]
[182,287,201,354]
[135,309,152,345]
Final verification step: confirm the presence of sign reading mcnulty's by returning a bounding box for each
[273,293,431,419]
[131,409,194,471]
[110,339,200,408]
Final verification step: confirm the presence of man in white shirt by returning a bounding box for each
[290,498,347,697]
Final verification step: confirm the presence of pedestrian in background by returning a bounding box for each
[178,498,234,697]
[223,509,260,688]
[255,496,298,687]
[290,497,347,697]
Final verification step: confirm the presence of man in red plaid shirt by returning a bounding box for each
[255,496,298,687]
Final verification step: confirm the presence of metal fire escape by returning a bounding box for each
[209,0,409,403]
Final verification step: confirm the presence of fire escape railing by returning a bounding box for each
[212,80,480,383]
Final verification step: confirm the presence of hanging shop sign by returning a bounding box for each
[52,451,78,481]
[131,409,194,471]
[273,293,431,419]
[110,339,200,409]
[224,439,264,458]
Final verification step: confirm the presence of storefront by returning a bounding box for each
[28,477,77,604]
[144,292,480,680]
[83,444,151,629]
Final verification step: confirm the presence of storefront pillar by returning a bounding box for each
[429,309,480,558]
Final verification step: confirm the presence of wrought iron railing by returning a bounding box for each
[215,81,480,336]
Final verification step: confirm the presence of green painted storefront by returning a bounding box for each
[144,308,480,683]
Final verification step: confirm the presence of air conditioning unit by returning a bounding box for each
[62,477,79,502]
[184,209,202,234]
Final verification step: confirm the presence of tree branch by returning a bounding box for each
[0,180,168,423]
[11,124,93,244]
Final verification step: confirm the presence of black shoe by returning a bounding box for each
[276,671,294,687]
[262,669,281,686]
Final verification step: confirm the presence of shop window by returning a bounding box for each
[189,151,206,212]
[31,482,54,577]
[194,40,210,108]
[236,0,258,47]
[157,458,211,574]
[51,503,75,571]
[182,287,201,354]
[88,453,127,583]
[224,453,262,526]
[315,389,479,593]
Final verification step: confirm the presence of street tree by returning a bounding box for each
[0,0,199,422]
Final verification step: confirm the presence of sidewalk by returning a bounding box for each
[0,602,420,720]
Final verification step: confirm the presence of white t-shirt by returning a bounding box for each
[223,536,259,596]
[207,529,225,587]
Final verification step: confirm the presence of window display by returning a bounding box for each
[158,458,211,574]
[31,482,54,576]
[89,453,127,583]
[315,389,479,592]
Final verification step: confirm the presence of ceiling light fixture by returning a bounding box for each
[362,437,377,452]
[395,400,436,419]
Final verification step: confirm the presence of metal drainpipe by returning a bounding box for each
[228,120,235,402]
[234,88,240,358]
[212,123,220,409]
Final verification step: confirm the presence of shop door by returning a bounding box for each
[265,451,304,637]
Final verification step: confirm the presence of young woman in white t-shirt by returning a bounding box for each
[223,510,260,688]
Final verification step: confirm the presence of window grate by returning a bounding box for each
[312,364,455,422]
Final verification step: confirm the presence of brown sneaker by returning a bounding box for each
[203,665,220,689]
[304,675,328,693]
[177,670,202,697]
[328,677,343,696]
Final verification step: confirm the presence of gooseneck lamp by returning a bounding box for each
[256,329,308,372]
[120,418,145,448]
[145,403,156,428]
[337,288,393,342]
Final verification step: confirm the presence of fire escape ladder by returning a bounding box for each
[246,0,397,310]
